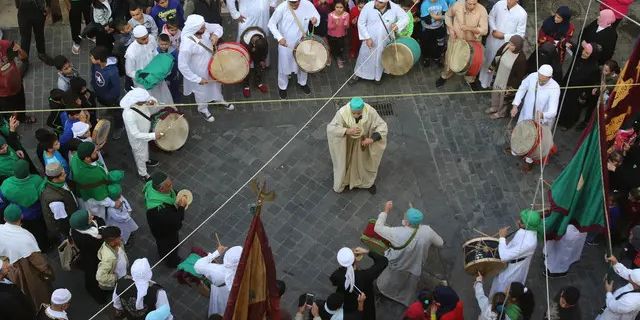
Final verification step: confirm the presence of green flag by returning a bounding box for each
[546,122,605,239]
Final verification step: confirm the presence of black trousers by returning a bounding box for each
[421,26,446,61]
[17,9,47,55]
[69,0,92,44]
[155,233,180,267]
[327,35,346,60]
[97,97,124,129]
[243,66,265,87]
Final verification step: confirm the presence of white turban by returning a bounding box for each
[51,288,72,305]
[538,64,553,77]
[132,25,148,38]
[223,246,243,289]
[120,88,152,109]
[71,121,90,138]
[131,258,153,310]
[182,14,206,40]
[337,247,355,293]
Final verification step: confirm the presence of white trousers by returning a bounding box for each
[278,71,307,90]
[131,142,149,177]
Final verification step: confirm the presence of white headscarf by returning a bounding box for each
[336,248,355,293]
[0,223,41,264]
[120,88,152,109]
[131,258,153,310]
[223,246,243,289]
[181,14,205,40]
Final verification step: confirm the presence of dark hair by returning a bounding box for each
[560,286,580,306]
[53,55,69,71]
[49,88,65,101]
[68,138,82,151]
[417,289,433,310]
[250,36,268,62]
[63,92,81,108]
[604,60,620,75]
[157,33,171,43]
[509,282,535,320]
[332,0,345,10]
[39,132,59,150]
[70,77,87,94]
[356,0,367,4]
[90,46,110,62]
[114,19,130,32]
[325,293,344,311]
[129,4,144,12]
[165,18,179,29]
[100,226,122,240]
[492,292,507,320]
[276,280,286,297]
[35,128,54,142]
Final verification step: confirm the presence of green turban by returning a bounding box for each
[3,204,22,222]
[349,97,364,111]
[520,209,541,232]
[151,172,167,189]
[69,209,90,230]
[77,141,95,160]
[13,160,29,179]
[108,184,122,200]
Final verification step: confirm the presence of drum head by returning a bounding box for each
[209,45,250,84]
[240,26,266,47]
[294,37,328,73]
[463,237,506,278]
[448,40,471,74]
[177,189,193,209]
[92,119,111,147]
[511,120,538,156]
[382,43,414,76]
[154,112,189,151]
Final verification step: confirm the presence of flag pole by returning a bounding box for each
[595,77,614,257]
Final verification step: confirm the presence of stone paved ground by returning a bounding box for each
[2,0,640,319]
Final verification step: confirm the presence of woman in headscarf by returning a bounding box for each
[432,285,463,320]
[538,6,574,62]
[113,258,173,319]
[558,42,601,131]
[581,9,618,65]
[69,209,108,303]
[576,59,620,130]
[505,282,535,320]
[526,42,563,83]
[0,160,48,250]
[485,35,528,119]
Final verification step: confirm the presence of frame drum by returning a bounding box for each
[92,119,111,147]
[463,237,506,277]
[510,120,553,160]
[448,39,484,76]
[208,42,250,84]
[382,36,422,76]
[294,34,329,73]
[151,107,189,152]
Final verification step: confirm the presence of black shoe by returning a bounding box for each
[435,77,446,88]
[422,59,431,67]
[140,175,151,182]
[349,76,360,85]
[575,122,587,131]
[279,89,287,99]
[469,81,483,91]
[146,159,159,167]
[300,84,311,95]
[367,184,377,194]
[37,53,54,66]
[543,269,567,278]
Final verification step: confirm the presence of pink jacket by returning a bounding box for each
[328,11,350,37]
[599,0,635,19]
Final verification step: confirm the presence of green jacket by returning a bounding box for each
[70,155,109,201]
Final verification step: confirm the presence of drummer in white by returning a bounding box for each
[268,0,320,100]
[228,0,275,43]
[478,0,527,89]
[351,0,408,84]
[179,14,235,123]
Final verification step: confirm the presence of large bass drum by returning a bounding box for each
[150,107,189,152]
[294,34,329,73]
[208,42,250,84]
[510,120,554,161]
[463,237,506,277]
[448,39,484,77]
[382,36,421,76]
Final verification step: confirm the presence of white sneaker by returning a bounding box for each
[72,44,80,55]
[225,104,235,111]
[201,112,215,122]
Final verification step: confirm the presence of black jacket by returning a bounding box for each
[193,0,222,24]
[0,281,36,320]
[582,20,618,65]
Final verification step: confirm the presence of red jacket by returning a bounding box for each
[600,0,635,19]
[0,40,23,97]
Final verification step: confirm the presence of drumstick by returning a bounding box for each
[162,114,185,134]
[473,228,491,237]
[215,232,222,247]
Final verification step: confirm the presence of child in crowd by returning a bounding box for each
[151,0,184,30]
[242,34,269,98]
[90,46,124,139]
[397,0,415,38]
[54,55,79,91]
[68,0,93,54]
[128,4,159,37]
[314,0,333,65]
[40,132,71,178]
[69,77,98,128]
[46,89,66,135]
[327,1,349,68]
[420,0,448,67]
[161,18,181,49]
[157,34,181,103]
[349,0,366,59]
[105,184,138,244]
[81,0,115,52]
[59,94,84,152]
[112,20,135,89]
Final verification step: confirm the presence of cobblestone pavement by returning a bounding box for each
[2,1,640,319]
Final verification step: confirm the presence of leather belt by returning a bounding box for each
[509,257,527,264]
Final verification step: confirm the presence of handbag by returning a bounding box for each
[58,238,80,271]
[360,218,418,255]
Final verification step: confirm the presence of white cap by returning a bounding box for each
[51,288,72,305]
[538,64,553,77]
[132,25,149,38]
[71,121,90,138]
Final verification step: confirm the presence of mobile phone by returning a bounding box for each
[305,293,315,306]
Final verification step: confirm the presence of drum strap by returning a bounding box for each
[390,226,419,250]
[287,5,306,36]
[376,12,392,39]
[130,107,152,122]
[188,35,215,56]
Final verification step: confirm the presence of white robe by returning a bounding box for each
[194,250,229,317]
[124,38,174,105]
[374,212,444,306]
[596,263,640,320]
[489,229,537,296]
[268,0,320,76]
[105,196,139,244]
[178,23,225,104]
[478,0,527,88]
[355,1,408,81]
[228,0,276,42]
[544,224,587,274]
[512,72,561,127]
